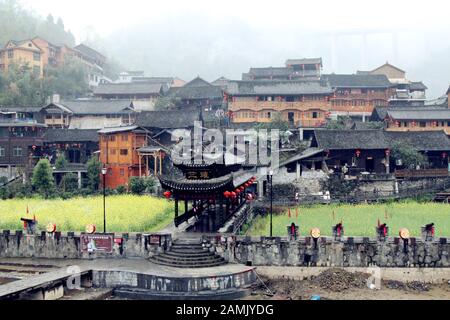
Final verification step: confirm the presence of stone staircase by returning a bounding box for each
[149,239,227,268]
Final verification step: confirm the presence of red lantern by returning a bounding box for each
[235,189,241,194]
[223,191,231,198]
[231,192,236,198]
[355,150,361,157]
[240,186,245,192]
[163,191,172,199]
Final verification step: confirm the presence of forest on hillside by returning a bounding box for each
[0,0,75,47]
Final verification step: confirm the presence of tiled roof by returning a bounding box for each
[227,80,333,95]
[98,125,142,134]
[94,83,164,95]
[48,100,134,115]
[74,44,106,60]
[286,58,323,66]
[43,129,99,143]
[323,74,393,88]
[409,82,428,91]
[387,109,450,120]
[169,77,224,100]
[135,110,201,129]
[314,129,450,151]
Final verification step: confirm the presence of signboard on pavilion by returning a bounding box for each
[80,233,114,253]
[186,170,211,180]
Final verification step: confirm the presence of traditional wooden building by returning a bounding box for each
[242,58,323,80]
[0,39,44,77]
[42,129,99,164]
[0,121,47,178]
[168,77,225,112]
[385,109,450,135]
[322,74,394,121]
[227,80,333,128]
[159,161,256,232]
[0,107,44,124]
[309,130,450,175]
[93,83,166,111]
[447,86,450,108]
[41,99,135,129]
[358,62,427,104]
[98,126,148,189]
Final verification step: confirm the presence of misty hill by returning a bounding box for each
[103,12,449,99]
[0,0,75,47]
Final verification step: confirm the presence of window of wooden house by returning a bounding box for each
[267,112,271,119]
[33,52,40,61]
[121,134,128,141]
[120,149,128,156]
[0,146,5,157]
[109,135,116,142]
[312,112,318,119]
[13,147,22,157]
[120,168,125,176]
[8,50,13,59]
[403,122,408,127]
[419,122,426,128]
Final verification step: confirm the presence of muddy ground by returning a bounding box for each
[247,268,450,300]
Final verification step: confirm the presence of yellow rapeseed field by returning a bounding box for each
[0,195,174,232]
[247,201,450,237]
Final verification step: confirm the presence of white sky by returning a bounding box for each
[21,0,450,41]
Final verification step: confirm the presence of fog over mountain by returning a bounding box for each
[20,0,450,98]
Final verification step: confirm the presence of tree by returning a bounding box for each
[391,142,428,169]
[129,177,147,195]
[0,63,45,106]
[86,156,101,192]
[154,96,183,111]
[254,113,289,131]
[55,154,68,170]
[43,56,89,99]
[32,159,55,198]
[60,173,78,193]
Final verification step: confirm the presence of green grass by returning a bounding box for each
[0,195,174,233]
[247,201,450,237]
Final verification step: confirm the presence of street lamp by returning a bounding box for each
[101,167,107,233]
[267,170,274,237]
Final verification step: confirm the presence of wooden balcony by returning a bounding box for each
[395,168,449,178]
[229,100,331,112]
[333,92,390,100]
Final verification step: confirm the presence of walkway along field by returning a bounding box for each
[246,201,450,237]
[0,195,173,232]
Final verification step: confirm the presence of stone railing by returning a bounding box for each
[205,235,450,268]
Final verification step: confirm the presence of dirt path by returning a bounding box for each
[247,268,450,300]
